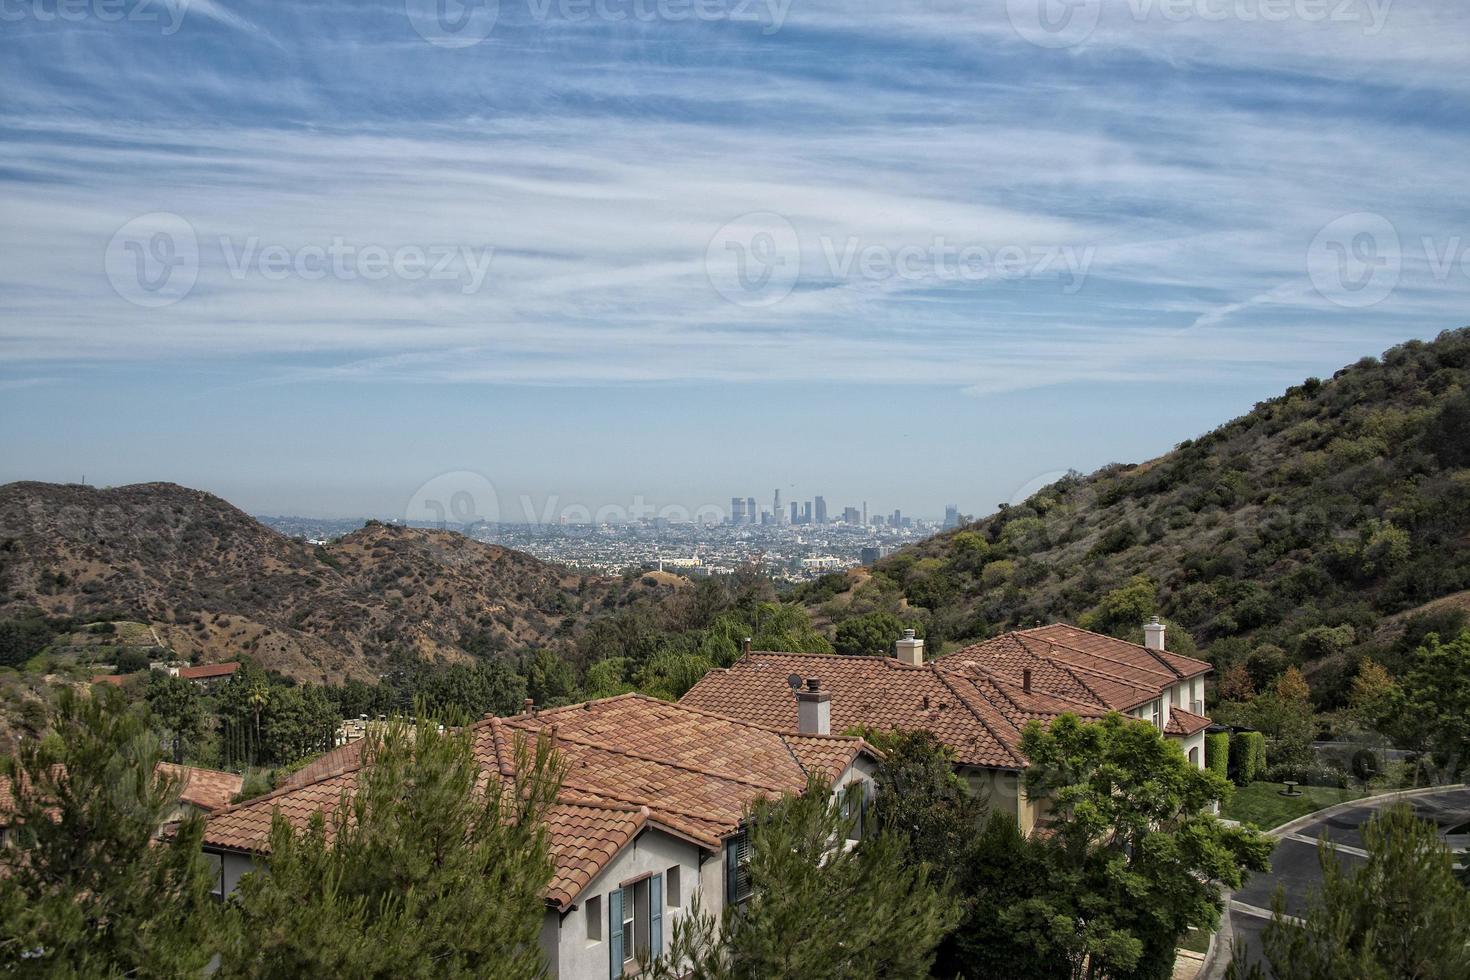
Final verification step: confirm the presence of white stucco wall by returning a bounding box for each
[545,826,707,980]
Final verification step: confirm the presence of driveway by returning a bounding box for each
[1201,785,1470,979]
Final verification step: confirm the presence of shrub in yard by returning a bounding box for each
[1206,731,1231,782]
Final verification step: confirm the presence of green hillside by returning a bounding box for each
[799,329,1470,707]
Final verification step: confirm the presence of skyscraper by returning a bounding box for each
[774,488,785,525]
[731,497,746,525]
[790,501,800,524]
[943,504,959,529]
[862,501,867,526]
[814,495,827,525]
[746,497,757,526]
[801,501,812,524]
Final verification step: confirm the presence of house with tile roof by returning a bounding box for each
[938,619,1213,767]
[200,693,878,980]
[0,762,242,845]
[680,620,1212,833]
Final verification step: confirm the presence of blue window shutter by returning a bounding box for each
[725,839,738,905]
[649,874,664,957]
[608,889,623,979]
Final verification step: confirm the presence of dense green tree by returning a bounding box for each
[634,648,713,700]
[832,611,911,657]
[0,614,57,668]
[747,602,832,653]
[0,687,220,977]
[525,647,578,707]
[865,728,982,874]
[1390,629,1470,778]
[415,660,527,719]
[213,662,341,767]
[1003,714,1274,980]
[146,671,208,762]
[648,780,958,979]
[951,812,1071,979]
[1228,804,1470,980]
[1078,576,1156,638]
[219,716,563,979]
[583,656,633,699]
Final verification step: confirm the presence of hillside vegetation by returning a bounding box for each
[799,329,1470,706]
[0,481,646,684]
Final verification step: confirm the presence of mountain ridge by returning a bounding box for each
[0,480,623,683]
[799,328,1470,704]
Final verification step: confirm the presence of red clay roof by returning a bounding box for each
[682,624,1213,771]
[177,662,241,680]
[157,763,244,812]
[1164,706,1212,737]
[937,624,1211,712]
[680,650,1111,770]
[202,694,876,910]
[1,762,242,824]
[89,674,127,686]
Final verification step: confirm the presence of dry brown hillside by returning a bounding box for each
[0,481,617,683]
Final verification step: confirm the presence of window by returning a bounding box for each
[725,832,752,905]
[609,874,664,976]
[1188,747,1201,768]
[665,866,681,908]
[206,851,225,901]
[586,894,602,942]
[623,883,639,967]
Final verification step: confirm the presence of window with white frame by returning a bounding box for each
[609,873,665,975]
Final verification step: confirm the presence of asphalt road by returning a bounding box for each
[1203,785,1470,978]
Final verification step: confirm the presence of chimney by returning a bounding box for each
[895,629,924,667]
[795,677,830,736]
[742,637,752,657]
[523,697,535,716]
[1143,616,1166,652]
[1022,668,1032,693]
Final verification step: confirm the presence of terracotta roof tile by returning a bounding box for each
[682,624,1212,772]
[177,662,241,680]
[938,624,1211,712]
[680,652,1036,769]
[1164,706,1212,737]
[1,762,242,824]
[202,694,875,911]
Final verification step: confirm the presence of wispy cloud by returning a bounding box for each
[0,1,1466,396]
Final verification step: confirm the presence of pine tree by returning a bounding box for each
[1227,803,1470,980]
[0,687,221,977]
[648,779,958,980]
[217,714,563,979]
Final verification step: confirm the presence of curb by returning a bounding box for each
[1194,783,1468,979]
[1265,783,1467,840]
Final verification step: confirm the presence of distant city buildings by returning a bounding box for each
[262,487,959,583]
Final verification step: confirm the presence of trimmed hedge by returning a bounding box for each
[1205,731,1231,782]
[1244,731,1266,780]
[1227,730,1267,785]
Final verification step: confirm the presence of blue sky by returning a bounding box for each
[1,0,1467,520]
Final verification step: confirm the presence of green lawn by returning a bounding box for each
[1220,781,1369,830]
[1177,927,1212,954]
